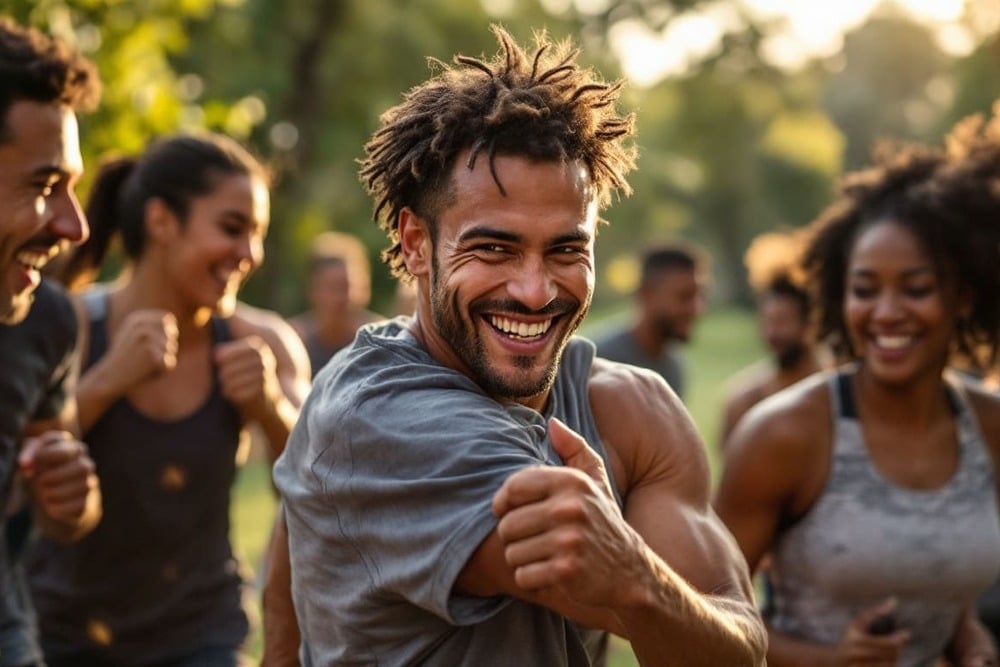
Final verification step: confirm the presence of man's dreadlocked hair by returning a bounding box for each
[801,105,1000,370]
[0,17,100,143]
[360,25,637,280]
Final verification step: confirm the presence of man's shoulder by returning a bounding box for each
[587,356,681,423]
[310,319,488,413]
[0,280,76,351]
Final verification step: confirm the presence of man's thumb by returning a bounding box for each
[18,431,75,477]
[549,417,603,479]
[18,435,50,477]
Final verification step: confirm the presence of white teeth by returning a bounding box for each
[876,335,912,350]
[489,316,552,339]
[15,250,51,270]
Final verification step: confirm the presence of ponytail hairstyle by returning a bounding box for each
[61,132,270,288]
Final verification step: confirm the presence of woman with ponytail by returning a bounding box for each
[27,133,310,666]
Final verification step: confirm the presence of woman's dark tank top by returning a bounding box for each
[27,292,249,663]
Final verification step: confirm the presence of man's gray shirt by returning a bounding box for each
[274,318,618,666]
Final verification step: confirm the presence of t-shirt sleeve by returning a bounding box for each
[311,364,552,625]
[30,282,79,422]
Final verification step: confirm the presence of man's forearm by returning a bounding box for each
[616,549,766,666]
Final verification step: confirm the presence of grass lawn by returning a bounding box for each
[231,306,765,663]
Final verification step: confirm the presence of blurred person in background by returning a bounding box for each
[715,113,1000,666]
[289,231,382,378]
[29,133,309,666]
[719,231,826,450]
[592,242,708,400]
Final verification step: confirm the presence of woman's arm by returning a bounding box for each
[225,304,310,462]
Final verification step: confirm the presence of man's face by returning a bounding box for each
[641,267,705,343]
[310,261,351,317]
[405,151,597,411]
[0,101,87,324]
[759,293,809,369]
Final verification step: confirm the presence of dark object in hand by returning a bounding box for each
[867,613,897,635]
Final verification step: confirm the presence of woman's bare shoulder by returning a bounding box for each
[725,370,834,465]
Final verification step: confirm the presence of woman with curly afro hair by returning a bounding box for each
[715,108,1000,667]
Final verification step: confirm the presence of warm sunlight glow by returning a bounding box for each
[609,0,981,87]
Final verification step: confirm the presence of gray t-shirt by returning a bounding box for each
[592,328,685,399]
[274,318,616,666]
[0,280,78,667]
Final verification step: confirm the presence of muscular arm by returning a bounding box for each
[591,364,765,665]
[262,509,301,667]
[459,363,766,665]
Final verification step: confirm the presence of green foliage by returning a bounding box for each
[7,0,998,316]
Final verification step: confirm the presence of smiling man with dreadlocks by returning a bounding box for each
[272,26,765,666]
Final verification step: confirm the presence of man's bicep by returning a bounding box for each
[625,480,754,600]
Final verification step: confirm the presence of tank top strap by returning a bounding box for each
[944,373,994,474]
[80,287,112,371]
[549,337,624,509]
[828,370,857,419]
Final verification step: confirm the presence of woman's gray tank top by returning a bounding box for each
[768,371,1000,666]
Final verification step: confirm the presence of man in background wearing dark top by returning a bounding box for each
[593,242,708,399]
[0,18,103,667]
[289,231,383,378]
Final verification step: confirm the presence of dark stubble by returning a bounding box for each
[429,256,589,401]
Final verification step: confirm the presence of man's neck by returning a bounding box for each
[631,320,669,358]
[774,352,821,388]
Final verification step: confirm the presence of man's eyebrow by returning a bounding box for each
[456,226,522,244]
[550,230,592,245]
[30,164,66,179]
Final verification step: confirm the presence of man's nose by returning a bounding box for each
[49,190,89,246]
[507,257,557,311]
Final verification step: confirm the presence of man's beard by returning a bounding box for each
[430,270,587,401]
[775,342,808,370]
[1,289,34,325]
[654,314,687,343]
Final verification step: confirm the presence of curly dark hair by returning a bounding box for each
[801,109,1000,369]
[744,231,810,321]
[0,17,100,143]
[360,25,637,280]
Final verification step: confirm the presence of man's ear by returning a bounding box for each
[399,207,431,278]
[144,197,179,244]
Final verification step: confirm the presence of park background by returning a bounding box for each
[8,0,1000,663]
